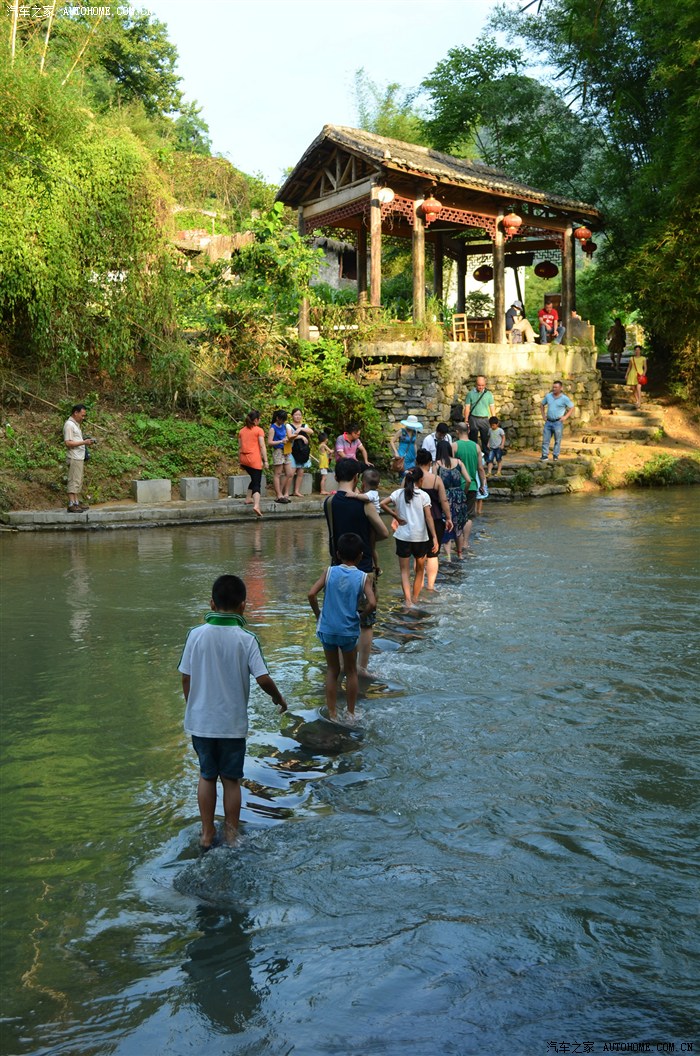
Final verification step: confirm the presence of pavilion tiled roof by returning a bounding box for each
[278,125,601,222]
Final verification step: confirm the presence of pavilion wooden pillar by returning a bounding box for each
[412,199,426,323]
[370,184,382,308]
[492,210,506,343]
[456,241,466,314]
[357,225,368,307]
[297,207,310,340]
[561,222,575,340]
[433,233,444,302]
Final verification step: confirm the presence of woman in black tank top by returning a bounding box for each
[415,450,452,590]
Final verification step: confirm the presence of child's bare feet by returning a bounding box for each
[200,825,217,850]
[223,822,240,847]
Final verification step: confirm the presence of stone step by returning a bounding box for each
[595,412,664,427]
[573,426,660,442]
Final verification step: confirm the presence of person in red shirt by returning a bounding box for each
[538,301,565,344]
[238,409,268,517]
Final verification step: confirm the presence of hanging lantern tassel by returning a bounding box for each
[421,196,443,224]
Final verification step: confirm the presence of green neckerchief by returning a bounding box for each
[204,611,247,627]
[202,609,265,661]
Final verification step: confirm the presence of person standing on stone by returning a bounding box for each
[464,376,495,456]
[323,458,388,677]
[540,380,575,461]
[452,424,485,555]
[288,407,314,499]
[239,409,268,517]
[625,345,647,410]
[606,317,626,372]
[390,414,423,478]
[420,421,452,461]
[268,409,292,503]
[63,403,95,513]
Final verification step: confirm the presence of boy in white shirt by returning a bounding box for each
[179,574,287,849]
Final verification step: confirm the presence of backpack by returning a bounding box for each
[291,433,310,463]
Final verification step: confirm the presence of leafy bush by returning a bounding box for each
[510,468,534,493]
[624,454,700,488]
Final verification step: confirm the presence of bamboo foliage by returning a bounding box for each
[39,0,57,75]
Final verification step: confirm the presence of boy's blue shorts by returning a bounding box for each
[317,631,358,653]
[191,736,245,781]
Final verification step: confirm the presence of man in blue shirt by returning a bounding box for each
[540,380,574,461]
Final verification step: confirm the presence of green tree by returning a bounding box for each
[354,68,425,144]
[172,101,212,155]
[0,55,175,376]
[421,38,601,199]
[492,0,700,393]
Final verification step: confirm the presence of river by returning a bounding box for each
[1,490,698,1055]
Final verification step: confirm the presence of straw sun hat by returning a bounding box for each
[399,415,424,431]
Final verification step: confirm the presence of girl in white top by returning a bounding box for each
[380,467,438,608]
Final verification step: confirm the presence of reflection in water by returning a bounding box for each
[182,906,262,1034]
[65,537,92,644]
[1,490,699,1055]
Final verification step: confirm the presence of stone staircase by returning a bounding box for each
[557,356,664,457]
[482,357,665,497]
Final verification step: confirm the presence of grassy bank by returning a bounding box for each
[1,382,699,513]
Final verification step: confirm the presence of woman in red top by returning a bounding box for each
[238,410,268,517]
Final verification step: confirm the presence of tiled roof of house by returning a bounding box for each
[278,125,601,222]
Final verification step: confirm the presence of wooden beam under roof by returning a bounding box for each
[302,178,374,220]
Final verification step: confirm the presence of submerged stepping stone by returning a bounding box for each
[372,637,402,652]
[291,716,363,753]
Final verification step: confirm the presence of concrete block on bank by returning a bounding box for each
[179,477,219,501]
[228,474,268,498]
[131,479,172,503]
[316,470,336,493]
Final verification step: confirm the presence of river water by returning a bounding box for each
[1,491,698,1056]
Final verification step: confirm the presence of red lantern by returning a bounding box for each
[574,226,592,242]
[582,240,597,257]
[534,260,559,279]
[473,265,494,282]
[421,196,443,224]
[502,212,523,238]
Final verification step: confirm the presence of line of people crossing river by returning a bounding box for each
[182,378,577,849]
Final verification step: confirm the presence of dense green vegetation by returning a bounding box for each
[356,2,700,397]
[0,4,385,455]
[0,0,697,510]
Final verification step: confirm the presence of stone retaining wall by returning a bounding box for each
[352,341,601,450]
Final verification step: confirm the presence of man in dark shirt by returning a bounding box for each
[324,458,388,677]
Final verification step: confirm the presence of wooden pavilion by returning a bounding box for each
[277,125,602,343]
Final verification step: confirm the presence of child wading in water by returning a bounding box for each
[179,574,287,849]
[380,466,438,608]
[308,533,376,722]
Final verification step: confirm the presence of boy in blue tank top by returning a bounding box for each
[308,533,376,723]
